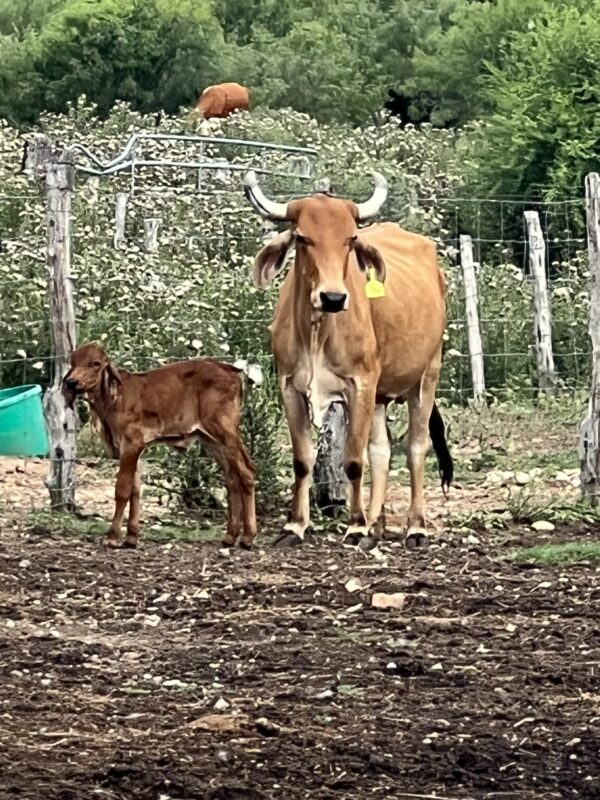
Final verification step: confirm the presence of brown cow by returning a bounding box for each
[197,82,250,119]
[243,171,452,549]
[62,343,257,550]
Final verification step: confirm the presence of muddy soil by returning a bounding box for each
[0,523,598,800]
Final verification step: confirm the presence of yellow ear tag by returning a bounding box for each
[365,267,385,299]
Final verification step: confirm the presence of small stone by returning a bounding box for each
[163,679,188,689]
[386,661,398,671]
[515,471,530,486]
[213,697,230,711]
[40,678,51,687]
[430,662,443,671]
[19,559,31,569]
[531,520,555,532]
[344,578,363,593]
[505,622,517,633]
[315,688,335,700]
[466,534,480,545]
[371,592,406,610]
[256,717,281,737]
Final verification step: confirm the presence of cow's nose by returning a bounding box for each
[320,291,347,313]
[65,378,78,390]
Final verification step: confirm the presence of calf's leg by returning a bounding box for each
[123,461,143,549]
[209,441,244,548]
[106,446,142,549]
[208,431,256,549]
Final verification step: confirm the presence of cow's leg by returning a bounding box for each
[278,382,314,547]
[343,386,376,546]
[123,461,143,549]
[106,446,142,549]
[367,403,391,533]
[405,359,441,549]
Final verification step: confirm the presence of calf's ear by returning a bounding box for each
[253,229,295,288]
[103,362,123,402]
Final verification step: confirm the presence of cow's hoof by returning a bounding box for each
[272,531,303,548]
[121,538,138,550]
[238,540,254,552]
[405,529,429,549]
[343,527,370,547]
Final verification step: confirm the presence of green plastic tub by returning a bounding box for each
[0,384,50,457]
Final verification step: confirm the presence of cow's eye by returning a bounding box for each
[92,360,102,368]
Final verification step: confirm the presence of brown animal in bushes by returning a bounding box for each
[196,82,250,119]
[243,171,452,549]
[62,343,257,550]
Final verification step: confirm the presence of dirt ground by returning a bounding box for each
[1,517,598,800]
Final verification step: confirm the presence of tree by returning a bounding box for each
[473,2,600,200]
[0,0,228,124]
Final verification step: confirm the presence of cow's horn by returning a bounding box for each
[243,171,289,221]
[355,171,388,222]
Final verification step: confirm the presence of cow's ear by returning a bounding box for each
[353,236,386,282]
[253,229,295,288]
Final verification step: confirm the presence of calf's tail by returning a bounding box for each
[429,402,453,492]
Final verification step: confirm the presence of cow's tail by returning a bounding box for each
[429,402,453,493]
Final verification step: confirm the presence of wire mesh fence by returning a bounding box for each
[0,131,594,525]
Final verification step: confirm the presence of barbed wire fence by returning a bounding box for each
[1,129,600,527]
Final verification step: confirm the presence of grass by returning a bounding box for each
[507,491,600,525]
[24,509,222,543]
[512,541,600,566]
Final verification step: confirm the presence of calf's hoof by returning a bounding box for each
[238,540,254,551]
[121,537,138,550]
[104,537,120,550]
[405,528,429,549]
[272,530,303,548]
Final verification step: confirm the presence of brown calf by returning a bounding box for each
[62,343,257,550]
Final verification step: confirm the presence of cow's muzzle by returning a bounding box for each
[320,291,347,313]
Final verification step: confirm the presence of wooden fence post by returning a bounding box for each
[113,192,129,249]
[460,234,486,404]
[25,139,78,510]
[524,210,556,393]
[580,173,600,504]
[314,403,347,517]
[143,218,161,253]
